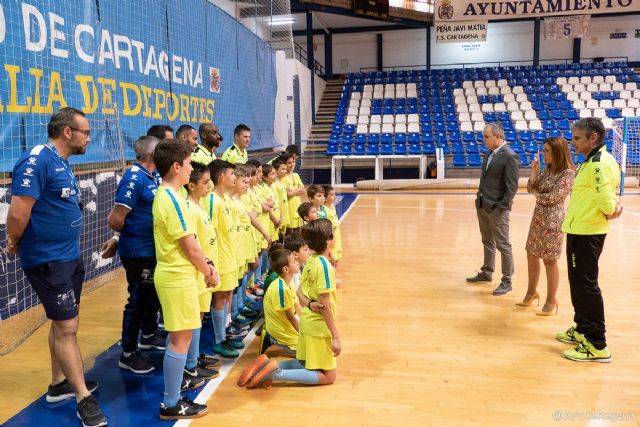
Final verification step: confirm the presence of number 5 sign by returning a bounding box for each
[544,15,591,39]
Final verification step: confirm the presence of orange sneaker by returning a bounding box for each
[247,360,279,389]
[237,354,269,387]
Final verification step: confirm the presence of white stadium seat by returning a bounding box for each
[599,83,612,92]
[580,91,592,101]
[363,84,373,93]
[362,92,372,100]
[515,93,528,103]
[374,84,383,92]
[494,103,507,112]
[346,115,358,125]
[407,114,419,124]
[396,83,406,92]
[503,94,516,103]
[469,103,481,113]
[474,81,485,88]
[466,95,478,104]
[592,76,604,84]
[524,110,537,120]
[384,83,395,91]
[460,121,473,132]
[497,79,509,87]
[394,123,406,134]
[529,120,542,131]
[507,102,519,112]
[473,121,486,132]
[476,87,488,96]
[357,115,369,125]
[579,109,592,118]
[593,108,606,119]
[488,87,500,95]
[562,84,573,93]
[621,107,635,117]
[348,107,358,116]
[574,84,586,93]
[567,76,580,85]
[515,120,528,131]
[471,112,484,122]
[457,104,469,113]
[520,101,532,111]
[370,115,382,124]
[511,111,524,121]
[634,90,640,99]
[573,100,586,110]
[613,99,626,109]
[453,88,464,96]
[512,86,524,94]
[370,123,381,134]
[620,90,632,100]
[407,89,418,98]
[465,88,476,97]
[556,77,568,85]
[599,100,612,109]
[359,106,370,116]
[361,98,371,108]
[580,76,591,84]
[351,92,361,101]
[604,75,616,84]
[356,124,368,134]
[567,92,579,101]
[602,118,614,129]
[349,99,360,109]
[459,112,471,122]
[612,82,624,92]
[382,115,394,124]
[500,86,511,95]
[481,104,494,113]
[485,80,497,88]
[381,123,393,133]
[406,83,417,91]
[454,95,466,105]
[408,123,420,133]
[586,99,599,109]
[628,98,640,108]
[463,81,474,89]
[372,91,383,99]
[625,82,637,91]
[586,83,598,92]
[395,115,407,125]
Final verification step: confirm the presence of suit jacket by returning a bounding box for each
[475,144,520,212]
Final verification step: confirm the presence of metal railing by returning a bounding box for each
[359,56,630,72]
[294,41,326,76]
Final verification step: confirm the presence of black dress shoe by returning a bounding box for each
[492,282,512,295]
[466,273,492,282]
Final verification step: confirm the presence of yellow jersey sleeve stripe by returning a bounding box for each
[165,188,187,231]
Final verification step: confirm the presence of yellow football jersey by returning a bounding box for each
[202,192,237,275]
[264,277,299,349]
[299,254,337,337]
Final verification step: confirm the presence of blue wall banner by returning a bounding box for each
[0,0,278,172]
[435,0,640,22]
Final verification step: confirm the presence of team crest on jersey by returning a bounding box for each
[128,182,136,189]
[24,167,34,176]
[125,190,132,198]
[131,175,138,180]
[27,157,37,165]
[21,178,31,187]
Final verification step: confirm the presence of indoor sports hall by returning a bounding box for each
[0,1,639,426]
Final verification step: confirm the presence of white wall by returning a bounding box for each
[274,53,326,150]
[582,15,640,62]
[296,15,639,74]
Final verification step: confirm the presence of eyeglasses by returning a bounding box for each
[69,127,91,136]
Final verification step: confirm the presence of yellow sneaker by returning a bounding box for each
[563,340,611,363]
[555,325,586,345]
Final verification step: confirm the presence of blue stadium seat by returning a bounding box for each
[505,130,518,141]
[355,133,367,143]
[422,142,435,155]
[394,143,407,155]
[409,142,421,155]
[607,109,622,119]
[520,131,533,142]
[484,112,497,122]
[566,110,579,120]
[476,132,484,143]
[344,125,356,135]
[422,134,434,144]
[525,142,539,153]
[543,120,556,131]
[563,130,572,140]
[353,143,365,155]
[510,141,524,153]
[463,131,476,143]
[368,134,380,144]
[381,133,393,144]
[340,144,352,155]
[395,133,407,144]
[466,143,480,154]
[453,154,467,167]
[519,153,532,166]
[551,110,564,120]
[534,130,546,142]
[326,144,339,156]
[452,143,465,154]
[549,130,562,137]
[332,124,343,134]
[366,143,380,155]
[468,154,482,167]
[408,133,421,144]
[381,143,393,155]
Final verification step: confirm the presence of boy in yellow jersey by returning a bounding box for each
[281,153,306,234]
[261,164,283,242]
[229,166,262,333]
[203,160,240,358]
[297,202,320,223]
[260,249,301,358]
[183,162,222,378]
[248,160,275,282]
[152,140,218,420]
[272,157,290,235]
[239,219,340,388]
[323,185,342,267]
[307,185,327,219]
[245,162,273,295]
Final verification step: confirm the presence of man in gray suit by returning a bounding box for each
[467,123,520,295]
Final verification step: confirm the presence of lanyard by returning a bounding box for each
[46,142,82,204]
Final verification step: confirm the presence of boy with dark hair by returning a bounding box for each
[306,185,327,219]
[297,202,319,223]
[152,140,217,420]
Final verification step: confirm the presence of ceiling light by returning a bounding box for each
[267,20,295,26]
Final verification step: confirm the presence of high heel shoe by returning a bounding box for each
[515,292,540,307]
[536,302,559,316]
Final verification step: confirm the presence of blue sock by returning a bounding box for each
[253,260,262,284]
[211,308,225,345]
[231,288,239,318]
[260,251,269,276]
[185,328,200,370]
[240,274,249,305]
[278,359,305,370]
[163,347,187,407]
[224,302,230,321]
[273,368,319,384]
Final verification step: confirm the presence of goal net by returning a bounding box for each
[612,117,640,196]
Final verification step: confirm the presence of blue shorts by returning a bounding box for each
[24,259,85,321]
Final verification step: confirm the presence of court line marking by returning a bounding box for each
[177,194,359,426]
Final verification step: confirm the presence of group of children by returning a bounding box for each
[151,139,344,420]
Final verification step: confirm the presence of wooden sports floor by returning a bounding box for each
[2,192,639,426]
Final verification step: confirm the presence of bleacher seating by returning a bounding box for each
[328,61,640,168]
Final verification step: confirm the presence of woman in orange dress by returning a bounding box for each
[517,137,575,315]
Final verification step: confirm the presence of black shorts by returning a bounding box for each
[24,259,85,321]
